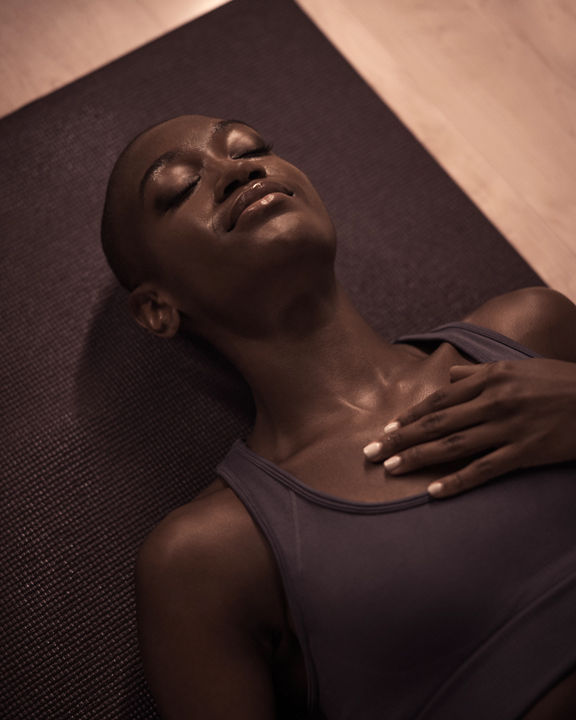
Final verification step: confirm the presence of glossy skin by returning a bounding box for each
[122,115,337,344]
[364,295,576,498]
[112,115,576,718]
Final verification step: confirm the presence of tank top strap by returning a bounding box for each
[394,321,542,363]
[216,440,319,710]
[217,440,300,535]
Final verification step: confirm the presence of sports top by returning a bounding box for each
[216,322,576,719]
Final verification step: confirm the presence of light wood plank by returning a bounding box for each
[297,0,576,300]
[2,0,575,300]
[0,0,230,117]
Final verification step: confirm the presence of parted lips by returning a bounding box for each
[226,180,293,231]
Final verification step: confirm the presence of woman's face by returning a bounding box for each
[123,114,336,335]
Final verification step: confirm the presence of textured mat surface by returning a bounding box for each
[0,0,542,717]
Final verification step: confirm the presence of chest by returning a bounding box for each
[224,446,576,717]
[277,465,576,717]
[274,341,473,503]
[281,436,456,503]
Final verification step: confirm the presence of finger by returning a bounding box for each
[449,364,482,382]
[366,400,490,463]
[383,424,501,475]
[363,377,486,463]
[395,373,484,428]
[427,446,518,499]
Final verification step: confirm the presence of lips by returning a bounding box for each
[225,180,293,231]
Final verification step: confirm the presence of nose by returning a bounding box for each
[214,159,267,204]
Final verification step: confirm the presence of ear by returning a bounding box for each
[128,283,181,338]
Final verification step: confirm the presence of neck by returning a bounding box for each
[207,281,423,460]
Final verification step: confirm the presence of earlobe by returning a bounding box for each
[129,285,181,338]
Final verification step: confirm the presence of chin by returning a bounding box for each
[244,209,336,256]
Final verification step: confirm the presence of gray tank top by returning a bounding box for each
[217,322,576,719]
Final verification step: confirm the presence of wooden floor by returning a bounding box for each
[2,0,575,300]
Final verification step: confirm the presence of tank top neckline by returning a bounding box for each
[221,320,540,514]
[394,320,543,358]
[230,438,432,513]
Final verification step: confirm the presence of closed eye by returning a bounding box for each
[234,142,274,159]
[163,178,199,211]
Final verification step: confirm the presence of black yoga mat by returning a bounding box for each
[0,0,542,717]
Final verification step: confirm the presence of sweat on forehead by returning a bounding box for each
[134,116,261,198]
[126,115,257,164]
[100,114,258,291]
[99,116,223,291]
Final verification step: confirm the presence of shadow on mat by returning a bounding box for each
[74,282,254,492]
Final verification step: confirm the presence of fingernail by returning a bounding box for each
[384,455,402,471]
[363,441,383,460]
[384,421,401,434]
[428,482,444,497]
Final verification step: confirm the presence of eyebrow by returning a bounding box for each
[138,118,257,199]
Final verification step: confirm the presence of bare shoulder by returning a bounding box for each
[138,484,244,563]
[464,286,576,361]
[137,482,277,606]
[135,485,286,718]
[135,482,288,717]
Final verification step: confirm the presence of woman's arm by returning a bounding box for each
[136,497,279,719]
[365,287,576,497]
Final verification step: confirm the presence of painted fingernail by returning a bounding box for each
[384,455,402,471]
[428,482,444,497]
[363,441,383,460]
[384,421,401,434]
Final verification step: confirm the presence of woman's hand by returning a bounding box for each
[363,359,576,498]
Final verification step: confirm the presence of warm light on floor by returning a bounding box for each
[1,0,575,300]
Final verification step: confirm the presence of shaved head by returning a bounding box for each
[100,113,336,341]
[101,114,239,290]
[100,123,159,291]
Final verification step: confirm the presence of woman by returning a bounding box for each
[101,114,576,719]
